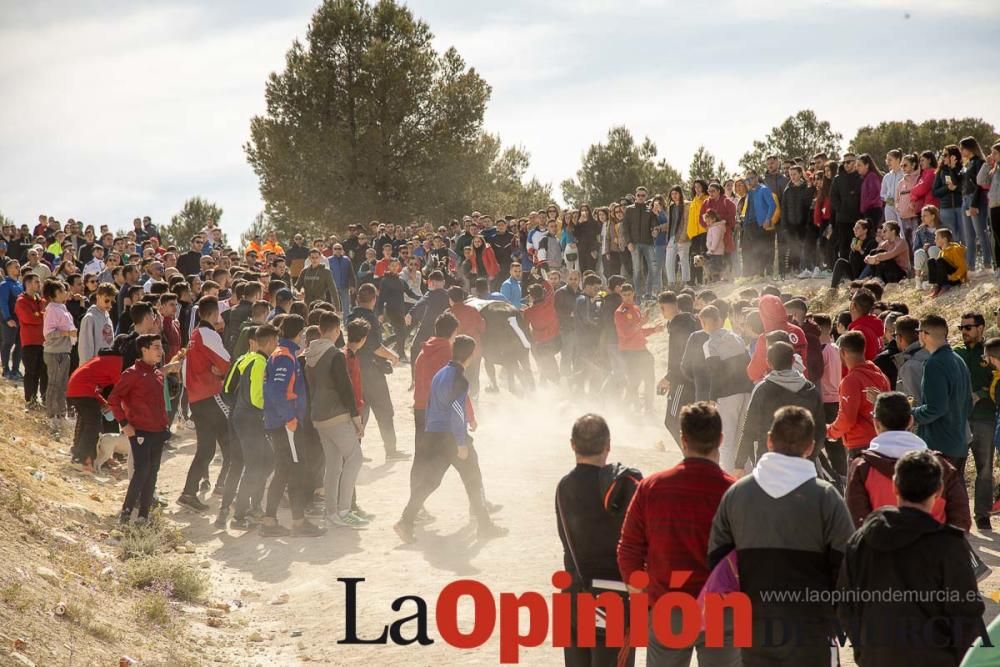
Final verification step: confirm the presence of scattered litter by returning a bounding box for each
[199,560,211,569]
[10,652,34,666]
[36,566,59,584]
[54,601,66,616]
[248,631,264,642]
[270,592,289,605]
[206,616,224,628]
[12,638,27,651]
[119,657,138,667]
[100,566,115,579]
[88,492,103,502]
[31,471,44,481]
[240,589,260,599]
[290,630,303,638]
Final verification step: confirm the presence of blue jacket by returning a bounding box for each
[912,344,973,458]
[0,276,24,321]
[263,338,307,430]
[746,183,776,227]
[425,361,469,445]
[500,276,523,306]
[328,255,354,289]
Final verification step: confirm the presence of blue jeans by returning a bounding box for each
[336,286,351,314]
[652,244,667,293]
[962,194,993,269]
[630,243,657,296]
[939,206,963,244]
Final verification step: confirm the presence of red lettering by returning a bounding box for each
[551,571,573,648]
[499,592,548,663]
[576,592,626,648]
[703,592,753,648]
[436,580,496,649]
[628,572,650,647]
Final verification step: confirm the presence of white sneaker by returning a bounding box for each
[797,269,813,279]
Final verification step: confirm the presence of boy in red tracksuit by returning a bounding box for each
[746,294,808,382]
[614,283,663,413]
[67,349,124,469]
[523,281,561,385]
[109,334,170,523]
[447,286,486,399]
[14,273,46,408]
[827,331,890,458]
[847,288,883,362]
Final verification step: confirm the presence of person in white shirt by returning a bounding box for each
[83,245,106,276]
[881,149,905,223]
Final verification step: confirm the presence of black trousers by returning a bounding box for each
[182,396,230,496]
[122,430,168,520]
[928,257,961,287]
[411,409,488,510]
[873,260,906,284]
[831,255,864,288]
[621,348,655,412]
[219,419,244,511]
[384,309,408,359]
[264,427,310,521]
[991,206,1000,270]
[360,364,397,453]
[742,224,775,277]
[822,402,847,480]
[564,642,634,667]
[834,222,854,260]
[233,409,272,520]
[22,344,47,404]
[401,431,488,526]
[69,396,102,463]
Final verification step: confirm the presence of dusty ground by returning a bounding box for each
[3,274,1000,666]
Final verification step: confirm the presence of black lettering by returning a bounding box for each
[389,595,433,646]
[338,577,389,644]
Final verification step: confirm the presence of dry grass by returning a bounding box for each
[122,555,208,603]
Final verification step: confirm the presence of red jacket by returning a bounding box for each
[412,337,475,422]
[618,458,734,601]
[345,347,364,413]
[849,314,884,361]
[826,360,890,448]
[162,316,181,361]
[747,295,808,381]
[184,322,231,403]
[14,293,45,346]
[67,354,123,402]
[448,302,485,354]
[108,360,168,432]
[910,167,940,211]
[523,282,560,344]
[614,301,657,351]
[700,195,737,253]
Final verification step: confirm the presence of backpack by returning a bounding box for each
[597,462,643,520]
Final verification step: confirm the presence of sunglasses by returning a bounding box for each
[958,324,979,331]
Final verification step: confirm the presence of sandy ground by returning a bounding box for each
[155,363,675,666]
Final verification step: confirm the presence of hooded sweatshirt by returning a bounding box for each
[746,295,808,382]
[303,337,358,424]
[845,430,970,530]
[78,304,114,364]
[827,360,891,448]
[702,327,753,400]
[849,314,884,361]
[735,369,826,469]
[838,507,985,667]
[709,453,854,665]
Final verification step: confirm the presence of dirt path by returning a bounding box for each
[155,363,675,665]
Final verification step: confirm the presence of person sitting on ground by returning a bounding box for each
[862,220,910,284]
[838,450,986,667]
[831,219,878,288]
[926,227,967,297]
[845,391,970,530]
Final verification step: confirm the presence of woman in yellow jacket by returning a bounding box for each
[927,227,967,297]
[687,179,709,284]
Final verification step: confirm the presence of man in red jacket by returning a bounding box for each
[410,312,497,523]
[523,281,560,386]
[618,402,737,664]
[67,348,124,470]
[747,294,808,382]
[109,334,169,524]
[827,331,890,458]
[614,283,663,413]
[847,288,883,361]
[14,273,46,408]
[447,286,485,399]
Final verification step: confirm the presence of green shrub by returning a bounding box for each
[123,556,207,602]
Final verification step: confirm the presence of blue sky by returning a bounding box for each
[1,0,998,240]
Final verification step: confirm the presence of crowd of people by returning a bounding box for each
[0,138,997,664]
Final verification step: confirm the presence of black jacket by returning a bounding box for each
[780,182,815,228]
[932,165,963,209]
[962,156,987,202]
[623,203,656,246]
[872,338,899,389]
[838,506,986,667]
[177,250,202,278]
[489,232,515,270]
[554,285,579,331]
[735,374,826,468]
[666,313,700,385]
[831,170,862,226]
[681,330,711,401]
[575,218,601,257]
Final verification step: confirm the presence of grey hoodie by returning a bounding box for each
[78,304,114,364]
